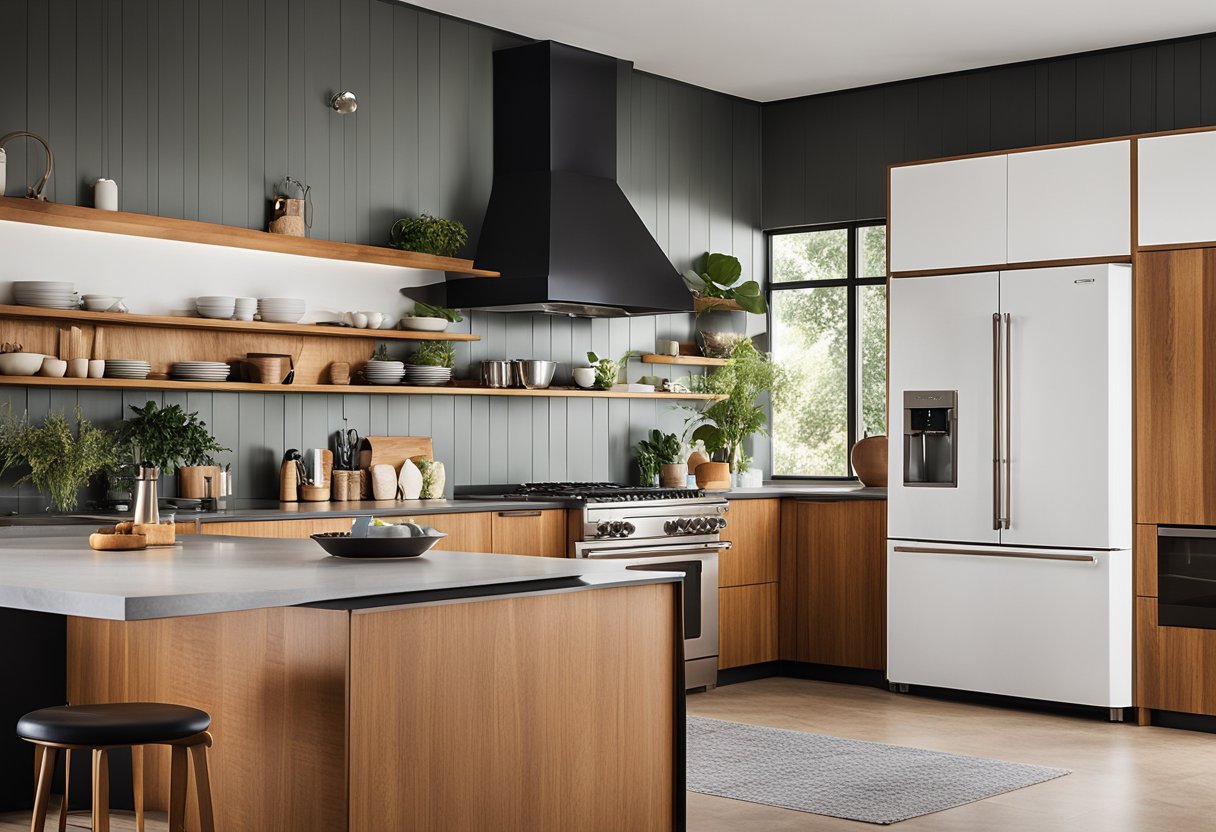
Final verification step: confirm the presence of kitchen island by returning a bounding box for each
[0,530,684,832]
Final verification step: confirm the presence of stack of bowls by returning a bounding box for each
[196,296,236,319]
[171,361,232,382]
[364,359,405,385]
[13,281,79,309]
[258,297,306,323]
[404,365,453,386]
[105,359,152,379]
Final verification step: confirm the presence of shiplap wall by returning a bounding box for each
[762,32,1216,228]
[0,0,763,511]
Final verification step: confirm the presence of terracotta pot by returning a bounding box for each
[695,461,731,491]
[179,465,221,499]
[660,463,688,489]
[850,435,888,487]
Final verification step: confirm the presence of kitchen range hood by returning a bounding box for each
[447,41,691,318]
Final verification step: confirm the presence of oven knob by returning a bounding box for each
[717,516,728,530]
[664,520,676,535]
[610,521,625,537]
[596,521,610,538]
[622,522,636,537]
[676,517,691,533]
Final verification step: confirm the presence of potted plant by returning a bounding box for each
[389,214,469,257]
[120,401,229,500]
[0,407,120,512]
[586,350,636,390]
[686,339,788,484]
[635,430,688,488]
[682,253,767,315]
[399,299,464,333]
[365,343,405,385]
[405,340,455,386]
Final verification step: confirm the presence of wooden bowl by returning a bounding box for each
[695,461,731,491]
[850,435,888,487]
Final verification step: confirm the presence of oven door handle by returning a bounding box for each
[579,540,732,559]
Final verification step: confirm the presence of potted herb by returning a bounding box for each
[405,340,455,386]
[0,407,120,512]
[120,401,229,499]
[365,344,406,385]
[682,252,767,315]
[389,214,469,258]
[687,339,788,481]
[635,430,688,488]
[586,350,636,390]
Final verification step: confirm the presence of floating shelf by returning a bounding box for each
[0,197,499,277]
[0,375,723,400]
[0,305,479,342]
[639,353,728,367]
[692,296,744,312]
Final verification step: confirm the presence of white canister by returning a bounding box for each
[0,148,6,197]
[94,178,118,211]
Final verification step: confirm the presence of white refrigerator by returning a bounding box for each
[886,263,1132,709]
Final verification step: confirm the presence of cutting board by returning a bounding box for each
[357,436,433,471]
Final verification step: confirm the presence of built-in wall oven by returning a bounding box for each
[1159,527,1216,629]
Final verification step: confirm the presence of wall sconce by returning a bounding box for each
[330,91,358,114]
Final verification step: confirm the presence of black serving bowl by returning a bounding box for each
[310,531,447,559]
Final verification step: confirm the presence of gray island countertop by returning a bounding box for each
[0,530,679,621]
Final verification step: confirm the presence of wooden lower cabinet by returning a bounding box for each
[199,517,355,538]
[1136,596,1216,717]
[719,499,780,587]
[718,583,778,669]
[780,499,887,670]
[489,509,568,557]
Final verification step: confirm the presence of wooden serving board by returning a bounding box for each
[357,436,433,471]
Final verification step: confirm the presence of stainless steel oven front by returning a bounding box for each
[575,538,729,691]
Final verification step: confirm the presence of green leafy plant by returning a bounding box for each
[635,445,659,486]
[408,341,455,368]
[120,401,229,474]
[586,351,635,390]
[389,214,469,258]
[408,300,464,324]
[636,430,684,466]
[370,344,393,362]
[686,339,788,471]
[0,407,120,512]
[682,252,767,315]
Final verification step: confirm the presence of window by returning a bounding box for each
[769,222,887,478]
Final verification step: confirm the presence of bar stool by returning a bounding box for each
[17,702,215,832]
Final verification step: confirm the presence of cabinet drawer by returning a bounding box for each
[719,499,779,586]
[719,583,777,669]
[490,509,567,557]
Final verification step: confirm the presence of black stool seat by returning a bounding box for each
[17,703,211,747]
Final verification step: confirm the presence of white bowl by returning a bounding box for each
[82,295,118,311]
[399,316,449,332]
[0,352,47,376]
[39,358,68,378]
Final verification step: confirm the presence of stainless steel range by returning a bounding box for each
[498,482,731,690]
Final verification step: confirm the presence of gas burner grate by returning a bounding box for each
[511,482,706,503]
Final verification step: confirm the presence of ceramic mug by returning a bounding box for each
[40,358,67,378]
[572,367,596,388]
[88,359,106,378]
[68,358,89,378]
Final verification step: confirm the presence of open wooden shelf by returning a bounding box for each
[0,197,499,276]
[0,305,479,342]
[639,353,728,367]
[692,296,744,312]
[0,375,723,400]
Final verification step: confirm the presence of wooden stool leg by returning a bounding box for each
[169,745,189,832]
[91,749,109,832]
[189,740,216,832]
[29,746,56,832]
[56,749,70,832]
[131,746,145,832]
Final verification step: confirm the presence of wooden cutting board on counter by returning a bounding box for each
[357,436,433,471]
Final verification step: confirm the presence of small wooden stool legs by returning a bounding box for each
[28,732,213,832]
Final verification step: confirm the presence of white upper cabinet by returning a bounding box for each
[1006,141,1130,263]
[1138,131,1216,247]
[889,155,1007,273]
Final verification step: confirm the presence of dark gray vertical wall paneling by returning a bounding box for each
[762,32,1216,229]
[0,0,763,508]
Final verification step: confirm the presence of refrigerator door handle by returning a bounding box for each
[893,545,1097,564]
[1003,312,1012,531]
[992,313,1003,531]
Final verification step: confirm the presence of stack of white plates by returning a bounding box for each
[171,361,231,382]
[404,365,453,386]
[13,281,79,309]
[364,360,405,385]
[258,297,306,323]
[196,296,236,319]
[105,359,152,379]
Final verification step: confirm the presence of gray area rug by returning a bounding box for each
[687,716,1070,824]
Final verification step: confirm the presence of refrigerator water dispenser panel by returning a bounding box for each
[903,390,958,487]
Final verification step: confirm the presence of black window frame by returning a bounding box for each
[766,219,887,481]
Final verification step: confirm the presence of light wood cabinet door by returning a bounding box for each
[1138,132,1216,247]
[784,500,887,670]
[1135,248,1216,525]
[490,509,568,557]
[719,583,778,669]
[423,512,493,552]
[201,518,355,538]
[719,499,780,587]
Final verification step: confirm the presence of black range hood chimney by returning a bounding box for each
[448,41,692,318]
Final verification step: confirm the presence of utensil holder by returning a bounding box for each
[332,470,354,502]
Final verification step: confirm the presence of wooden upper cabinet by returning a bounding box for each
[719,499,780,587]
[1138,132,1216,247]
[1135,248,1216,525]
[889,155,1007,273]
[489,509,568,557]
[1006,141,1130,262]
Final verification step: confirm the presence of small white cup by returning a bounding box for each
[68,358,89,378]
[234,297,257,321]
[572,367,596,389]
[40,358,67,378]
[88,359,106,378]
